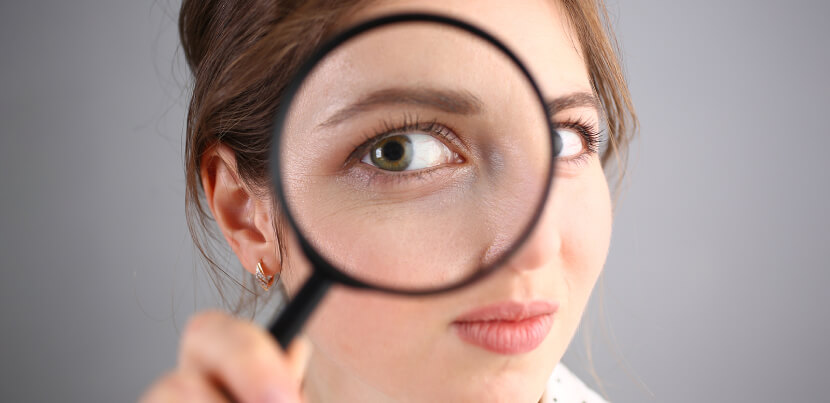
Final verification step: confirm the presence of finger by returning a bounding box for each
[179,310,302,403]
[140,370,228,403]
[286,336,313,380]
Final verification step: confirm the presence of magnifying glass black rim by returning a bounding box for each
[269,12,558,297]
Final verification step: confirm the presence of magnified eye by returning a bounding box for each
[555,128,585,158]
[361,133,459,171]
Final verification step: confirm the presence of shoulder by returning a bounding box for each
[540,362,609,403]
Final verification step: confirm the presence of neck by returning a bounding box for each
[302,349,397,403]
[301,347,549,403]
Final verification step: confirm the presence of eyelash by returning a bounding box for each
[346,114,603,183]
[342,114,462,186]
[555,116,605,168]
[347,114,454,155]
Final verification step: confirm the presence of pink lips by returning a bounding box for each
[451,300,558,354]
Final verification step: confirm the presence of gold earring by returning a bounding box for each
[256,261,275,291]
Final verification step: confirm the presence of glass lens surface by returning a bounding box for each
[276,21,553,291]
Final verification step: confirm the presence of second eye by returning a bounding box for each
[555,128,586,158]
[361,133,461,172]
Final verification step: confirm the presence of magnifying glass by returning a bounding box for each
[267,13,560,348]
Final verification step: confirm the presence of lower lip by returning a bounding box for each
[452,314,554,355]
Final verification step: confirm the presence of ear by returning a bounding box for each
[200,143,281,279]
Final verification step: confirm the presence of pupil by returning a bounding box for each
[382,141,404,161]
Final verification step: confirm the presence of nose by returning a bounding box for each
[504,203,560,273]
[481,198,560,274]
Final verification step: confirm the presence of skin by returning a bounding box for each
[142,0,612,402]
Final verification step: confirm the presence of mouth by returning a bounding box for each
[451,300,558,355]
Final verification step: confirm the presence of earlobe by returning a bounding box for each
[199,143,281,279]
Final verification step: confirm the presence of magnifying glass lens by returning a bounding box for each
[276,19,553,293]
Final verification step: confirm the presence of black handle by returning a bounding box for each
[269,269,332,348]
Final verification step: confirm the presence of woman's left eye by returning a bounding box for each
[555,127,586,159]
[361,133,460,171]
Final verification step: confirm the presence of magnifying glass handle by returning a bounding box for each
[269,269,332,349]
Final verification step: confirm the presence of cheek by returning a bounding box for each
[278,228,441,354]
[555,162,612,304]
[277,226,446,394]
[307,288,436,357]
[304,286,452,396]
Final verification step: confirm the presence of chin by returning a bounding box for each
[432,336,560,402]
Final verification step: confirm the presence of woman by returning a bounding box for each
[143,0,637,401]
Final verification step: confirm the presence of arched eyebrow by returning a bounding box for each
[318,87,483,128]
[317,87,600,128]
[546,91,601,115]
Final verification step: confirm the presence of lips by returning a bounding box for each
[451,300,558,355]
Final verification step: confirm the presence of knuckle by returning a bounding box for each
[218,325,294,392]
[225,327,278,370]
[141,372,184,402]
[181,310,228,351]
[178,309,282,380]
[184,310,227,337]
[224,318,262,347]
[180,310,227,367]
[160,372,189,392]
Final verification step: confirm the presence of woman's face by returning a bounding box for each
[275,0,612,401]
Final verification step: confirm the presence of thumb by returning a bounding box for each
[286,335,313,380]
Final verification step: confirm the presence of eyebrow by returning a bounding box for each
[319,87,483,128]
[546,91,601,116]
[317,87,600,128]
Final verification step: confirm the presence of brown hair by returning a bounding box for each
[178,0,638,313]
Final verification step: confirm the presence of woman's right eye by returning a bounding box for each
[555,128,586,159]
[360,133,461,172]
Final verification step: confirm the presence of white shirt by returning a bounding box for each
[540,363,609,403]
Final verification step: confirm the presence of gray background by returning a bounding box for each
[1,0,828,402]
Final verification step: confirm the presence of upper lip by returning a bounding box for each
[453,300,559,323]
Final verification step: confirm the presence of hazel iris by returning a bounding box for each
[370,134,413,171]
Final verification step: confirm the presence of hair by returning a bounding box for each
[179,0,638,398]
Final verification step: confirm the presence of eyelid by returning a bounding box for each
[553,117,603,154]
[551,117,603,171]
[345,116,465,169]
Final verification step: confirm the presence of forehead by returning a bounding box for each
[341,0,592,98]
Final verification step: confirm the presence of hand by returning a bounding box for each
[141,310,312,403]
